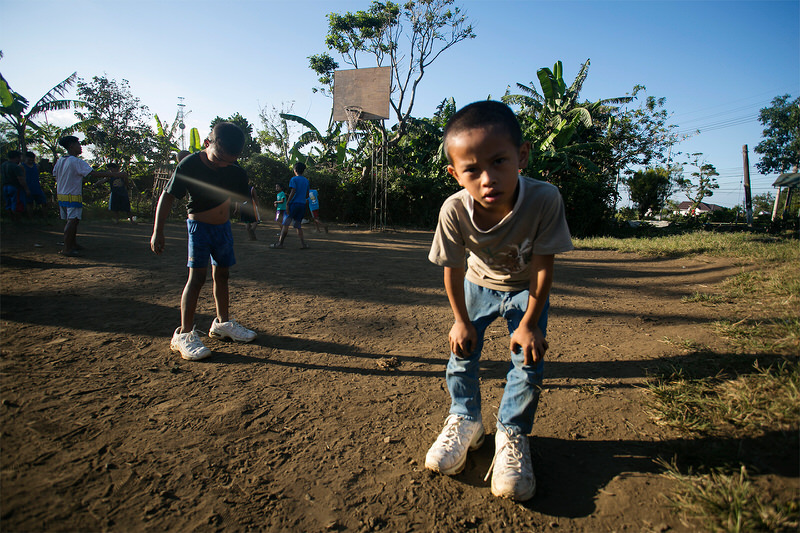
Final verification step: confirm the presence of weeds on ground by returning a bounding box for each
[646,360,800,438]
[657,458,800,533]
[576,231,798,262]
[579,232,800,531]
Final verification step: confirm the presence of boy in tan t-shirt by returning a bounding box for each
[425,101,573,501]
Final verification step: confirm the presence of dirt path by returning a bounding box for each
[0,221,789,532]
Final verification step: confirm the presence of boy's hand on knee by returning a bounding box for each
[449,320,476,357]
[511,326,548,366]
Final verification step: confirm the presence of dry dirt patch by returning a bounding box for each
[1,221,788,532]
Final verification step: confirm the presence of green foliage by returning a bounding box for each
[209,113,261,161]
[76,76,154,167]
[627,167,673,218]
[0,70,85,154]
[240,153,292,198]
[504,59,631,236]
[754,94,799,175]
[676,153,720,213]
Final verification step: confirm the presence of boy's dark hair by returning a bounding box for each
[107,162,120,171]
[443,101,523,162]
[276,183,284,190]
[58,135,81,149]
[294,162,306,175]
[209,122,245,157]
[7,150,21,159]
[25,151,35,159]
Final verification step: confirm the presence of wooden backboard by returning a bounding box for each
[332,67,391,122]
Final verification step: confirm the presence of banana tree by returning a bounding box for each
[0,71,86,155]
[279,113,347,167]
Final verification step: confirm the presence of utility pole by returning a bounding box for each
[742,144,753,226]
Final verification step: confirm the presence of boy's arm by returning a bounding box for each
[444,266,477,357]
[150,191,175,255]
[286,188,296,204]
[510,254,554,365]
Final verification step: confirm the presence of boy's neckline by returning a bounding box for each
[468,177,522,231]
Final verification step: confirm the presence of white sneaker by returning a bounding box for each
[425,414,485,475]
[171,327,212,361]
[209,318,257,342]
[486,424,535,501]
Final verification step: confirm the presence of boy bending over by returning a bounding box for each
[425,101,573,501]
[151,122,257,361]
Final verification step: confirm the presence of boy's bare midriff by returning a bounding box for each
[188,199,231,225]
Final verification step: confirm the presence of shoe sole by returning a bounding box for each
[171,344,212,361]
[208,331,257,343]
[425,426,485,476]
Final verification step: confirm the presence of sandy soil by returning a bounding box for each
[1,220,796,532]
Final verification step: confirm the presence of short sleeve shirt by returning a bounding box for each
[429,176,574,291]
[164,152,250,214]
[288,175,310,206]
[54,156,93,196]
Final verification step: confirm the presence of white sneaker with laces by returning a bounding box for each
[171,327,212,361]
[485,424,535,501]
[425,414,485,475]
[209,318,257,342]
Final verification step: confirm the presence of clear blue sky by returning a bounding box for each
[3,0,798,208]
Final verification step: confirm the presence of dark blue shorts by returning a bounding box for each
[186,219,236,269]
[282,202,306,229]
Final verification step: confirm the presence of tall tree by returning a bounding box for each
[676,153,720,213]
[209,113,260,161]
[754,94,799,174]
[0,71,85,155]
[310,0,475,145]
[76,76,154,166]
[627,167,673,219]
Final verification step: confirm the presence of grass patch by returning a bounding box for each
[658,458,800,533]
[646,360,800,438]
[575,231,799,262]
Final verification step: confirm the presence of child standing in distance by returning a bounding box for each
[150,122,257,361]
[53,137,128,256]
[273,183,286,231]
[238,185,261,240]
[22,152,47,218]
[271,162,309,249]
[95,163,135,223]
[425,101,573,501]
[308,187,328,233]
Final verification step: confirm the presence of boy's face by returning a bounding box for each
[204,140,239,168]
[446,126,529,215]
[68,142,82,156]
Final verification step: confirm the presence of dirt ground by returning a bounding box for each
[1,219,797,532]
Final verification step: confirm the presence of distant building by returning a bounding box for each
[674,201,725,216]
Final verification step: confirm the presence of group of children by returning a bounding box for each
[1,150,47,219]
[238,163,327,245]
[48,101,573,503]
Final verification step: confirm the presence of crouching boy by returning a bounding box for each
[425,101,573,501]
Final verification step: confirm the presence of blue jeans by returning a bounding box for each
[446,279,549,435]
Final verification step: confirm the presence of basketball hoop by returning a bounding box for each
[344,105,363,133]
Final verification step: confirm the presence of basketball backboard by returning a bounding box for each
[332,67,391,122]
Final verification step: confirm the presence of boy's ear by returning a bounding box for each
[203,139,211,148]
[446,164,459,181]
[518,141,531,170]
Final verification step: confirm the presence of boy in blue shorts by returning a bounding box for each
[150,122,257,361]
[425,101,573,501]
[271,162,309,249]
